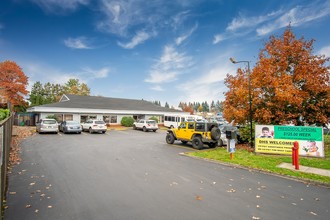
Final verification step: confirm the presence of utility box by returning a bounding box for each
[226,130,237,139]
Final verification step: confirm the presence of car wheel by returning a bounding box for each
[143,126,147,132]
[153,130,157,132]
[208,142,217,148]
[166,133,175,144]
[170,125,174,129]
[133,125,137,130]
[89,128,93,134]
[192,137,203,150]
[102,131,106,134]
[218,139,223,146]
[210,127,221,140]
[181,141,188,144]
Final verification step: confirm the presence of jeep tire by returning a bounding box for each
[192,137,203,150]
[208,142,217,148]
[210,127,220,140]
[166,133,175,144]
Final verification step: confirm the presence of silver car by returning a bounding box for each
[36,119,59,134]
[59,120,82,134]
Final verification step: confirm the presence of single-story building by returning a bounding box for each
[25,94,189,125]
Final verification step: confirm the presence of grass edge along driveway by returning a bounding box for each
[187,136,330,186]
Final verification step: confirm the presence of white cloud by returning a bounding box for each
[97,0,164,36]
[118,30,154,49]
[21,61,111,94]
[64,37,92,49]
[212,10,281,44]
[31,0,89,14]
[318,46,330,57]
[81,67,110,79]
[177,64,232,103]
[150,85,164,91]
[213,1,330,44]
[145,45,193,83]
[257,2,330,36]
[171,10,190,30]
[23,62,79,87]
[96,1,198,37]
[226,10,281,32]
[175,23,198,45]
[213,34,226,45]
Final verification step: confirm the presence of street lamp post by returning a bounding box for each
[230,57,253,147]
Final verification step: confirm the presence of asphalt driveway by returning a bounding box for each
[5,129,330,220]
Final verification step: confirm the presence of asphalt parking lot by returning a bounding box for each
[5,129,330,220]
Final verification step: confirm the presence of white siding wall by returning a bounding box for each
[72,114,80,122]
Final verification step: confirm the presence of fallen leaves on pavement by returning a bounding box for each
[9,126,35,167]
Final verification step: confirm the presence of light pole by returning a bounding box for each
[230,57,253,147]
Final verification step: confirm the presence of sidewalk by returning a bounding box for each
[277,162,330,177]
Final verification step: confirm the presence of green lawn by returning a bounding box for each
[188,134,330,185]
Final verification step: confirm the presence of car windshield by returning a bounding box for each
[43,120,56,124]
[147,121,156,124]
[95,121,105,124]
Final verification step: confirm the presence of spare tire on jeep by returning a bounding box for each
[210,127,220,141]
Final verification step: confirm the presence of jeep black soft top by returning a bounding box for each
[165,122,220,150]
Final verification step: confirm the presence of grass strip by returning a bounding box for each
[188,136,330,185]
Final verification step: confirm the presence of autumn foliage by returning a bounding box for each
[0,60,28,106]
[224,27,330,126]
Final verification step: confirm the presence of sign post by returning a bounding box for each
[226,130,236,160]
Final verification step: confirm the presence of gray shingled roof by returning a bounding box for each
[37,94,182,113]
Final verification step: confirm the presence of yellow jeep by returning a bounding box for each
[165,121,220,150]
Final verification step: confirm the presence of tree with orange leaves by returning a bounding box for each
[224,27,330,126]
[0,60,28,107]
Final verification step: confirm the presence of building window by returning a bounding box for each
[110,116,117,123]
[64,114,73,121]
[81,115,88,123]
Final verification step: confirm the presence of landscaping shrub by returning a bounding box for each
[0,109,10,121]
[149,116,159,123]
[46,115,58,120]
[121,116,134,127]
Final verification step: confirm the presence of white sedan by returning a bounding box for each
[133,119,158,132]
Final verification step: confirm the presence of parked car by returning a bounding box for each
[36,118,59,134]
[133,119,158,132]
[81,119,107,134]
[59,120,82,134]
[218,125,247,146]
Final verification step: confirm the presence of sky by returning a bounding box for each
[1,0,330,108]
